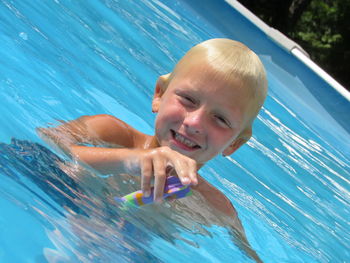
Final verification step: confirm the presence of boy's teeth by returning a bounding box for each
[174,132,197,148]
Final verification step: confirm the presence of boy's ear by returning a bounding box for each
[222,126,252,156]
[152,73,170,113]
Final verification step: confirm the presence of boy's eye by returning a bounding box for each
[184,96,195,103]
[179,94,196,105]
[215,115,230,128]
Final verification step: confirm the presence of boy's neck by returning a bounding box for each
[144,135,160,149]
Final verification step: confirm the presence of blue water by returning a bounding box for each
[1,0,349,262]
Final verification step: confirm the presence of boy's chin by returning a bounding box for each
[162,141,210,163]
[168,144,194,156]
[171,146,208,163]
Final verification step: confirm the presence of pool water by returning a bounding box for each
[1,0,349,262]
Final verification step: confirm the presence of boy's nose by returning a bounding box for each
[183,109,205,134]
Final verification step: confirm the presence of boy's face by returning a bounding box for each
[153,64,255,164]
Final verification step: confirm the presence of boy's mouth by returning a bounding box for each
[170,130,201,150]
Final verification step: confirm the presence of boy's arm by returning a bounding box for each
[37,115,198,199]
[192,178,262,263]
[37,114,147,174]
[37,114,143,153]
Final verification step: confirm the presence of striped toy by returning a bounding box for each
[115,176,192,207]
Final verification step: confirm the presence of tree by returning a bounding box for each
[239,0,350,90]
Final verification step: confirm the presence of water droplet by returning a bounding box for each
[19,32,28,40]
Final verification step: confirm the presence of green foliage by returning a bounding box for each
[291,0,350,88]
[239,0,350,89]
[291,1,344,65]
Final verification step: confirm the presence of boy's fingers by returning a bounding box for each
[173,156,198,185]
[141,157,152,197]
[173,158,191,185]
[153,158,166,202]
[188,159,198,185]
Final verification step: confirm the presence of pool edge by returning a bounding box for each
[225,0,350,102]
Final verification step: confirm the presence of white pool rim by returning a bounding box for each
[225,0,350,102]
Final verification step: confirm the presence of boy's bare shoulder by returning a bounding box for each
[79,114,149,148]
[192,176,238,218]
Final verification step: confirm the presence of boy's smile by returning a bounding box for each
[170,129,201,151]
[153,64,255,164]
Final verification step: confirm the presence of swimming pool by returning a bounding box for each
[0,0,349,262]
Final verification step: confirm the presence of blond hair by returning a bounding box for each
[166,38,267,121]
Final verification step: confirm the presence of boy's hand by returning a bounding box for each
[140,146,198,202]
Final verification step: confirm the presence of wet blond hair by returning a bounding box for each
[163,38,267,122]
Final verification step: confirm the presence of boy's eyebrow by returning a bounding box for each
[174,88,201,99]
[174,84,198,92]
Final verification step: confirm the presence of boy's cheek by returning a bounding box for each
[157,106,185,125]
[209,134,236,154]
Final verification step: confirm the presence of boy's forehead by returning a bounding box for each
[172,62,248,95]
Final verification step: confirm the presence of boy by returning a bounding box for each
[38,38,267,262]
